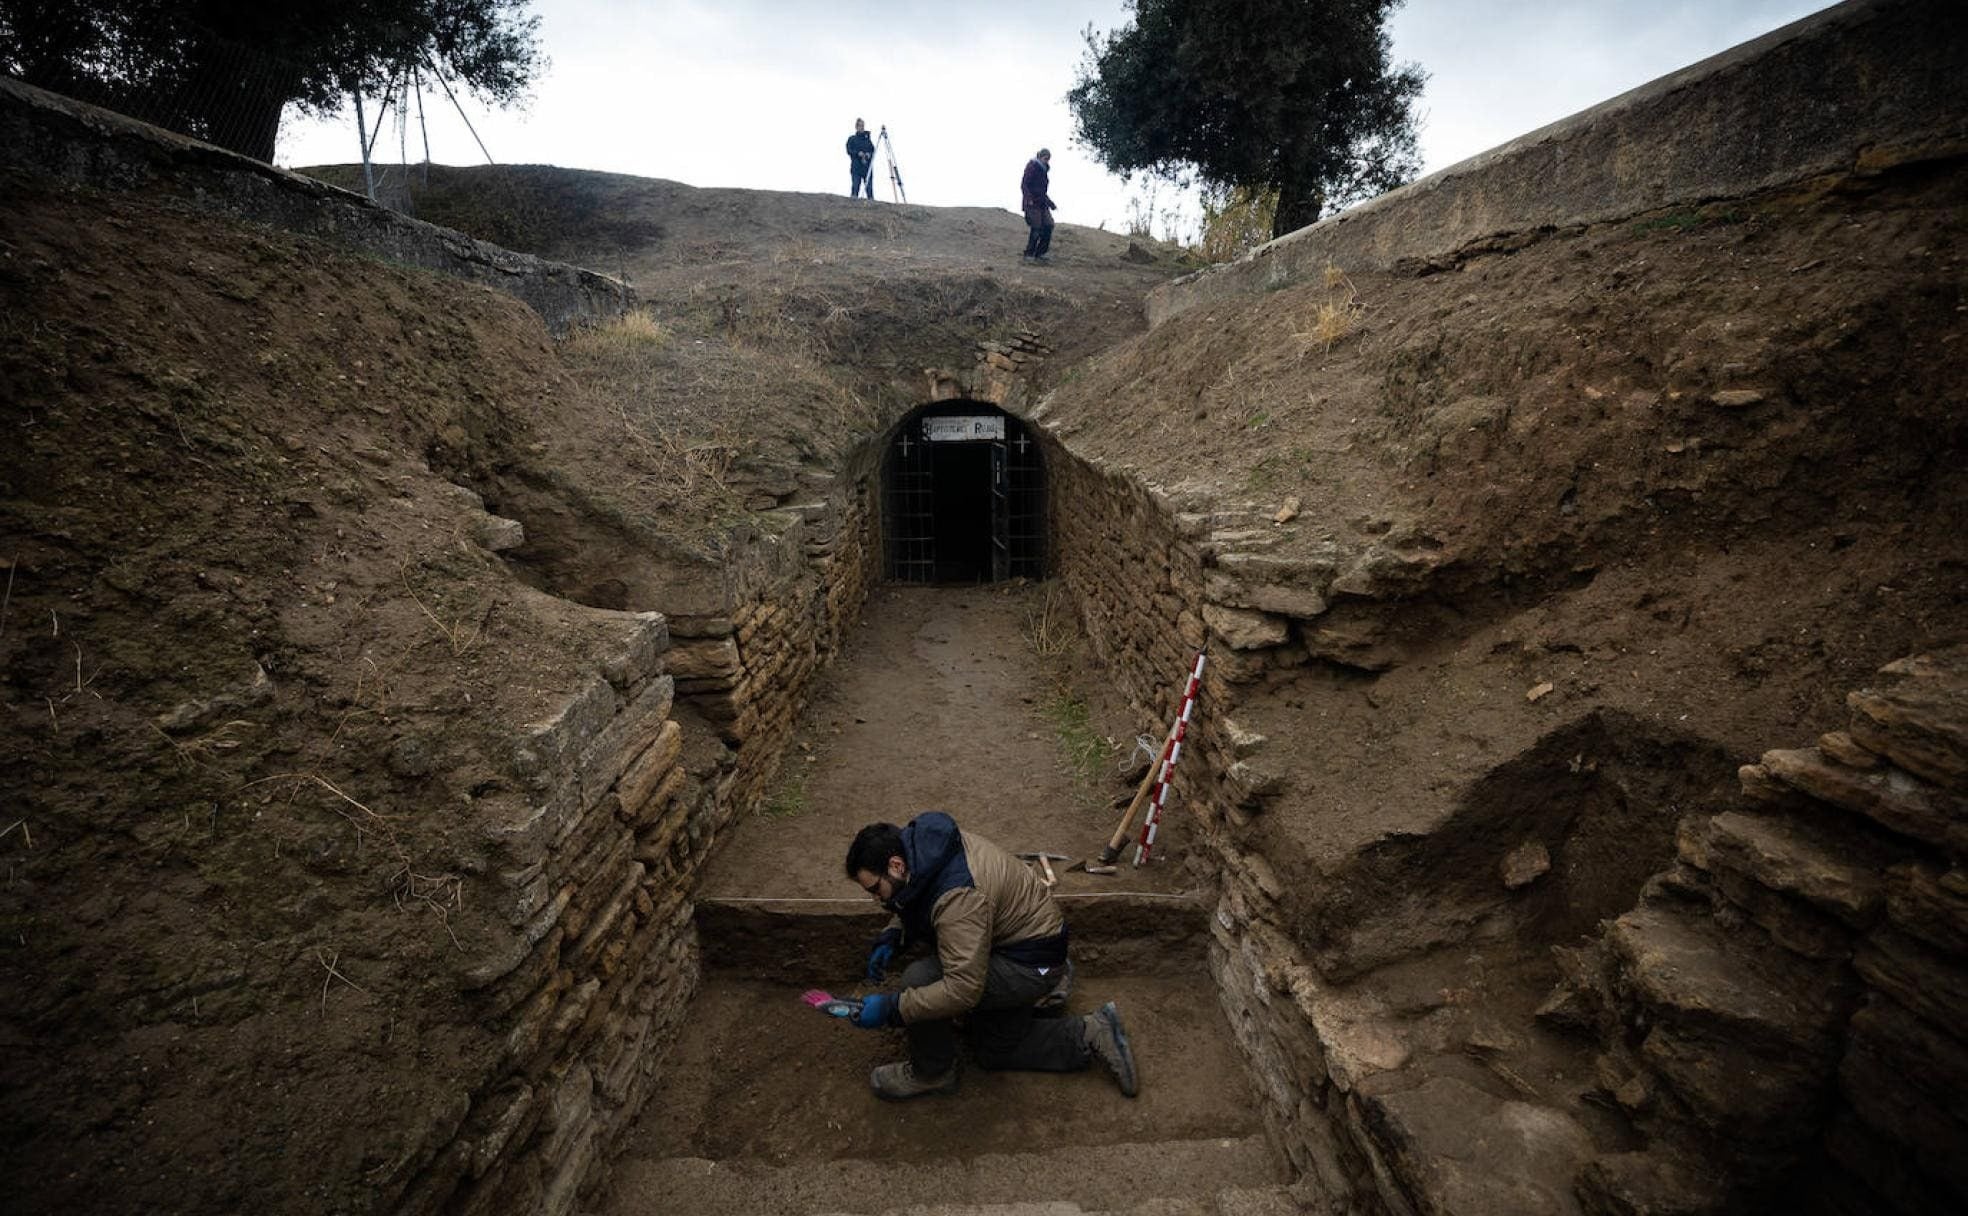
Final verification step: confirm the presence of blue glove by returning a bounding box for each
[865,928,902,982]
[853,992,899,1029]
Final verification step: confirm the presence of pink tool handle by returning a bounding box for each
[1135,652,1206,866]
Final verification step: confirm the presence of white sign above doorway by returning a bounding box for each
[921,415,1006,442]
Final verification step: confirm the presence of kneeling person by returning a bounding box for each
[845,813,1137,1100]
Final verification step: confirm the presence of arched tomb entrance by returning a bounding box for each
[881,401,1044,583]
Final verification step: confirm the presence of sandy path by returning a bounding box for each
[699,583,1192,900]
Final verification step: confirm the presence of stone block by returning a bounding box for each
[616,719,683,818]
[1638,1021,1828,1141]
[1354,1076,1593,1216]
[1500,840,1551,889]
[1225,759,1284,804]
[1203,602,1291,650]
[514,677,618,792]
[1852,928,1968,1036]
[480,794,556,869]
[1574,1150,1728,1216]
[1760,747,1968,853]
[1222,716,1268,759]
[460,889,568,991]
[1606,902,1846,1050]
[1704,864,1856,962]
[502,971,571,1072]
[600,612,670,692]
[666,614,734,639]
[1206,566,1332,619]
[568,861,646,971]
[624,765,686,832]
[1676,810,1884,927]
[1329,544,1444,598]
[1839,996,1968,1196]
[1822,1108,1964,1216]
[1818,729,1880,770]
[1846,648,1968,794]
[666,637,742,680]
[473,515,526,552]
[1883,862,1968,957]
[468,1083,536,1180]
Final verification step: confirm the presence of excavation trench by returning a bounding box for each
[478,393,1707,1215]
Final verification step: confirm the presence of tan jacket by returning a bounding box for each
[896,828,1065,1024]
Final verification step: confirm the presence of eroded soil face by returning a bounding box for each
[0,179,633,1214]
[1043,163,1968,875]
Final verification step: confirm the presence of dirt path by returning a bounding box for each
[699,583,1193,901]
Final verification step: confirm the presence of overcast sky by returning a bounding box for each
[275,0,1834,237]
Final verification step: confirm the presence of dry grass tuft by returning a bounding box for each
[565,309,670,355]
[1298,261,1364,355]
[1024,581,1077,659]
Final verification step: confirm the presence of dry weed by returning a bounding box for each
[1297,261,1364,355]
[566,309,670,355]
[1024,582,1076,659]
[248,771,465,945]
[399,565,492,657]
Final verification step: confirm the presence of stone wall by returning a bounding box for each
[1550,647,1968,1214]
[362,441,882,1214]
[1148,0,1968,327]
[1041,430,1422,1206]
[663,469,882,816]
[363,611,700,1214]
[0,77,635,335]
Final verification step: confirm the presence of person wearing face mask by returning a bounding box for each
[843,812,1137,1100]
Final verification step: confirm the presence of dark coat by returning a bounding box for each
[1020,157,1053,211]
[846,130,875,167]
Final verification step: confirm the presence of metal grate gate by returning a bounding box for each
[883,406,1044,584]
[883,426,936,583]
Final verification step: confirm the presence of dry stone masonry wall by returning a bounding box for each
[1038,426,1445,1208]
[1549,647,1968,1215]
[378,457,882,1212]
[367,611,701,1214]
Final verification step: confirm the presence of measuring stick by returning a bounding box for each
[1135,652,1206,866]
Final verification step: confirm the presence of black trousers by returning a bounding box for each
[1023,206,1054,257]
[899,954,1087,1076]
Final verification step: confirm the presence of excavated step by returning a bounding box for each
[694,893,1214,981]
[837,1186,1306,1215]
[600,974,1285,1215]
[608,1139,1289,1216]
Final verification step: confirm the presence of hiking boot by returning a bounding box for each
[1083,1001,1138,1097]
[869,1060,959,1100]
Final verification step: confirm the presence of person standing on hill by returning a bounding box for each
[1021,148,1056,261]
[843,813,1138,1100]
[846,119,877,199]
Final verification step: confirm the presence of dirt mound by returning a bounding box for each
[300,163,1188,395]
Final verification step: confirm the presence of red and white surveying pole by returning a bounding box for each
[1135,651,1206,866]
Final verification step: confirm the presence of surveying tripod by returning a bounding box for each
[877,125,908,203]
